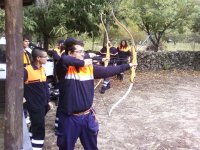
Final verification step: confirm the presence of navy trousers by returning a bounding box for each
[28,107,48,149]
[57,110,99,150]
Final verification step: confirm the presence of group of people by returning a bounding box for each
[23,36,136,150]
[98,40,132,94]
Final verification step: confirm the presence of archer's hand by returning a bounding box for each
[84,59,93,66]
[129,63,137,69]
[102,58,110,62]
[128,57,131,63]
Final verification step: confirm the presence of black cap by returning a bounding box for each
[64,37,76,47]
[63,37,84,54]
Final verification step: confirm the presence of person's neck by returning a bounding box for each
[33,61,42,68]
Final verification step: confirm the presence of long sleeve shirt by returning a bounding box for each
[99,46,118,65]
[117,46,131,58]
[56,55,131,115]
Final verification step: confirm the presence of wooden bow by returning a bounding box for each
[94,13,111,89]
[109,9,137,116]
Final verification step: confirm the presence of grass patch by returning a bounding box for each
[165,43,200,51]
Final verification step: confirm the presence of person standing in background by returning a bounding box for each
[24,47,53,149]
[117,40,131,80]
[99,42,118,94]
[23,35,32,124]
[23,35,32,67]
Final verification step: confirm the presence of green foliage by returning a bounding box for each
[23,0,108,49]
[62,0,106,36]
[127,0,197,51]
[0,9,5,35]
[24,0,66,46]
[191,2,200,34]
[97,0,147,46]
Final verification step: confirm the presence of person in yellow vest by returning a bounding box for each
[23,35,33,124]
[49,39,65,86]
[51,39,65,62]
[117,40,131,80]
[23,35,32,67]
[24,47,53,149]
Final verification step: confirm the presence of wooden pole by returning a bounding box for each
[4,0,23,149]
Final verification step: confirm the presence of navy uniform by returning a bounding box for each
[56,55,131,150]
[117,46,131,80]
[99,46,118,94]
[24,64,50,149]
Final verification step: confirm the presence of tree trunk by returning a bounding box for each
[4,0,23,149]
[149,35,159,52]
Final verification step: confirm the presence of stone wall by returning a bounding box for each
[137,51,200,71]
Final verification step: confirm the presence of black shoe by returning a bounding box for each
[119,75,123,81]
[100,84,111,94]
[100,86,106,94]
[117,74,120,80]
[106,84,110,90]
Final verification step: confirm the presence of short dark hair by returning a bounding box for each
[58,39,65,44]
[32,47,46,61]
[64,37,84,54]
[23,34,30,41]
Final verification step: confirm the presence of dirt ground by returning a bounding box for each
[43,70,200,150]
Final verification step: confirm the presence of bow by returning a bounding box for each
[108,9,137,116]
[94,13,111,89]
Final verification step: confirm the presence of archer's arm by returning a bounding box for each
[93,64,131,79]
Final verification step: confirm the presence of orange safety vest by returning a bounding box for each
[24,51,31,66]
[24,65,46,84]
[118,46,130,52]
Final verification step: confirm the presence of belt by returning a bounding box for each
[73,108,91,116]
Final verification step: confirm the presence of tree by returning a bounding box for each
[23,0,107,50]
[191,2,200,37]
[128,0,197,51]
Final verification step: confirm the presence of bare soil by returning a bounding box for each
[44,70,200,150]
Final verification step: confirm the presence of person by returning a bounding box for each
[23,35,33,124]
[49,39,66,134]
[55,37,136,150]
[24,47,53,149]
[98,42,118,94]
[49,39,66,86]
[50,39,65,63]
[48,39,65,92]
[117,40,131,80]
[23,35,32,67]
[22,35,33,149]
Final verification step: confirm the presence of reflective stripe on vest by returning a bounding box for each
[65,65,94,81]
